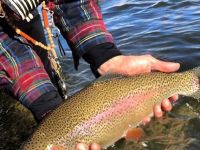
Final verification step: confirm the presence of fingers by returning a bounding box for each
[75,143,101,150]
[142,116,151,125]
[153,96,178,119]
[153,99,172,118]
[98,55,180,76]
[75,143,89,150]
[150,56,180,73]
[169,94,179,101]
[90,143,101,150]
[153,104,163,118]
[144,97,176,124]
[161,99,172,112]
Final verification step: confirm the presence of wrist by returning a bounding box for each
[82,43,122,77]
[97,55,124,75]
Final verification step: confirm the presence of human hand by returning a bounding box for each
[53,55,179,150]
[97,55,180,75]
[98,55,180,123]
[75,143,101,150]
[50,143,101,150]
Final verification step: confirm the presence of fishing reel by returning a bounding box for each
[1,0,69,99]
[1,0,44,21]
[48,51,68,99]
[53,70,68,100]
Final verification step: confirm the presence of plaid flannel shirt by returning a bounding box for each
[53,0,121,71]
[54,0,113,54]
[0,32,57,107]
[0,0,121,109]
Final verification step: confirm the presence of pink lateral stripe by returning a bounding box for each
[69,91,156,138]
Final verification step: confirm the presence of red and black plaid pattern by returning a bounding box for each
[0,32,57,107]
[0,0,117,109]
[53,0,114,55]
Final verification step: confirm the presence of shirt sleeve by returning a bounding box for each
[53,0,121,71]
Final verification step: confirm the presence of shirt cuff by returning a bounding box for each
[82,42,122,77]
[28,90,63,122]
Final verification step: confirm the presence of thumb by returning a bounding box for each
[151,58,180,73]
[75,143,89,150]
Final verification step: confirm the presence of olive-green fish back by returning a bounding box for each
[22,67,200,150]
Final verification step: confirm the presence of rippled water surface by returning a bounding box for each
[1,0,200,149]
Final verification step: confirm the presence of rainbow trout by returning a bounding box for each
[23,67,200,150]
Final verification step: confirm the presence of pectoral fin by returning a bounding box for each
[125,127,144,142]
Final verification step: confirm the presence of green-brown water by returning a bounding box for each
[1,0,200,149]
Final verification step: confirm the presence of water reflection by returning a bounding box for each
[1,0,200,149]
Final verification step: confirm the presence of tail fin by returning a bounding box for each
[188,66,200,100]
[189,66,200,77]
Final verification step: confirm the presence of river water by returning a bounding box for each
[1,0,200,149]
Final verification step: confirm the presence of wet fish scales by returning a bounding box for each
[22,67,200,150]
